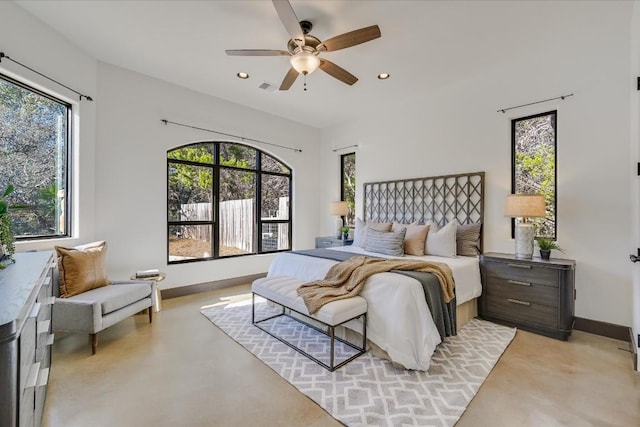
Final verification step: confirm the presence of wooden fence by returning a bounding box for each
[219,199,254,252]
[180,197,288,251]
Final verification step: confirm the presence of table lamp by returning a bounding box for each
[504,194,546,259]
[329,201,348,238]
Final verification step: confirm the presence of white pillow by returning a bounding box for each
[352,217,366,247]
[425,221,457,257]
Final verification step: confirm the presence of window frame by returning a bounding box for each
[167,142,292,264]
[511,110,557,240]
[0,72,73,241]
[340,152,356,228]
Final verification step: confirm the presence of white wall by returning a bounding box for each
[3,0,639,326]
[630,0,640,366]
[1,1,322,290]
[321,2,635,327]
[0,1,98,251]
[94,63,321,288]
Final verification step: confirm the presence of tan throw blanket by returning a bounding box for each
[297,256,455,314]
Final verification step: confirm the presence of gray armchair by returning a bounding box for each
[52,274,153,354]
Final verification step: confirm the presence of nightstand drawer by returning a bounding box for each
[316,239,340,248]
[484,294,558,329]
[315,237,353,248]
[485,277,557,308]
[484,260,559,287]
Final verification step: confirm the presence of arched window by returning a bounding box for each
[167,142,292,263]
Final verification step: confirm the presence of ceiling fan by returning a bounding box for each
[225,0,381,91]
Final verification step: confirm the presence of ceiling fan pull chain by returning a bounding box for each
[303,74,308,91]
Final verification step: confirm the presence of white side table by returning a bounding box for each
[130,273,166,312]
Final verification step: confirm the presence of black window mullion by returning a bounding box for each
[64,100,72,238]
[166,159,170,263]
[340,154,346,201]
[256,151,262,254]
[288,170,293,250]
[167,222,200,228]
[213,143,220,258]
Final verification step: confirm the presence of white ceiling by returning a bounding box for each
[16,0,583,129]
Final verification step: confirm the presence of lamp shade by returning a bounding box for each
[504,194,546,218]
[290,52,320,75]
[329,201,348,216]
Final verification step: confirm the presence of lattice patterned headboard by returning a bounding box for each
[363,171,485,252]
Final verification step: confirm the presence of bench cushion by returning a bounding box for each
[64,282,151,315]
[252,276,367,326]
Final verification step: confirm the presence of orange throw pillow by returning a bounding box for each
[392,222,430,256]
[56,241,109,298]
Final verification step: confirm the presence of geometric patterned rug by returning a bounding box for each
[201,297,516,427]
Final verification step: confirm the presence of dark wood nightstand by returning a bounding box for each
[479,252,576,340]
[315,236,353,248]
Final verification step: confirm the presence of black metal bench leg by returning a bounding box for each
[362,313,367,351]
[329,326,335,370]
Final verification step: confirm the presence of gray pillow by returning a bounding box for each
[353,217,393,248]
[456,223,482,256]
[364,228,407,257]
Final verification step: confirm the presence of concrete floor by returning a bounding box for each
[43,284,640,427]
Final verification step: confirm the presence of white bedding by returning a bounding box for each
[267,246,482,371]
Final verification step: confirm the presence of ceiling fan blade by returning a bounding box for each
[279,67,299,90]
[225,49,290,56]
[317,25,381,52]
[272,0,304,47]
[319,59,358,86]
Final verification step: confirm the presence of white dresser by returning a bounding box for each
[0,252,55,427]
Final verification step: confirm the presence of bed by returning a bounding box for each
[267,172,485,371]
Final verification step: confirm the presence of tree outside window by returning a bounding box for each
[167,142,292,263]
[512,110,557,239]
[0,74,70,240]
[341,153,356,227]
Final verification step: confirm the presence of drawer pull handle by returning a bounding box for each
[507,263,532,269]
[29,302,41,318]
[37,320,51,335]
[37,367,50,388]
[44,333,55,346]
[25,362,41,390]
[507,298,531,306]
[508,280,531,287]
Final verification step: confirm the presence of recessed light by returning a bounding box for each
[237,72,249,79]
[377,73,390,80]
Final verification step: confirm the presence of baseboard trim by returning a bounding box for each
[573,317,630,342]
[630,329,638,372]
[160,273,267,300]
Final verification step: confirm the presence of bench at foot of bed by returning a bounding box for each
[251,276,367,371]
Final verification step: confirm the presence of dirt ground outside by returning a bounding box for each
[169,237,248,258]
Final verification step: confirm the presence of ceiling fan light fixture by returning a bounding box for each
[290,52,320,75]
